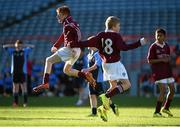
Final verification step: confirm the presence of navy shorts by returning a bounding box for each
[13,73,26,84]
[89,82,105,96]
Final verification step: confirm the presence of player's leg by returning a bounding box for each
[33,52,61,92]
[12,82,20,106]
[20,82,28,107]
[162,83,175,117]
[119,79,131,91]
[64,62,95,85]
[89,94,98,116]
[153,83,166,117]
[99,80,116,110]
[63,63,79,77]
[100,61,129,109]
[106,79,131,97]
[63,49,96,87]
[88,83,100,116]
[109,100,119,116]
[104,81,119,116]
[100,79,129,110]
[19,74,28,107]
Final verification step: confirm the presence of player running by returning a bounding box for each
[33,6,96,93]
[69,16,148,121]
[83,38,119,120]
[147,28,175,117]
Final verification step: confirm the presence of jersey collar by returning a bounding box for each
[155,41,166,48]
[63,15,73,25]
[105,29,116,33]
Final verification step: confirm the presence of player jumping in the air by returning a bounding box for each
[33,6,96,93]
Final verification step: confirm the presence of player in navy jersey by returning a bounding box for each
[147,28,175,117]
[69,16,148,121]
[33,6,96,93]
[3,40,34,107]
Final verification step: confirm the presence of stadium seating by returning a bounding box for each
[0,0,180,71]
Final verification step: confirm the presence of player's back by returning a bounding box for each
[97,31,122,63]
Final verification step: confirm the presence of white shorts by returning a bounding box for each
[57,47,81,65]
[155,77,175,84]
[102,61,129,81]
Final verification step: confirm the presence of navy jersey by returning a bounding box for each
[6,48,32,74]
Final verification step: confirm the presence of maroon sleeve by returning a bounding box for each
[70,35,101,48]
[117,35,141,51]
[147,44,156,61]
[53,33,64,49]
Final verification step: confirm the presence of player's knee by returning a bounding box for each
[127,82,131,89]
[124,82,131,90]
[46,57,51,63]
[63,67,70,75]
[46,56,55,64]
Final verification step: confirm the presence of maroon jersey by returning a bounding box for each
[53,16,81,48]
[71,31,141,63]
[147,42,173,81]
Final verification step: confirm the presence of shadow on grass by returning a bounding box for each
[1,95,180,108]
[0,117,88,121]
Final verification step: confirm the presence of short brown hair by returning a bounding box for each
[105,16,120,29]
[156,28,166,36]
[56,5,70,15]
[15,40,23,45]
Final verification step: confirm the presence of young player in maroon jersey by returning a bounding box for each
[69,16,148,121]
[33,6,96,93]
[147,28,175,117]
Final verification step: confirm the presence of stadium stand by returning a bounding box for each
[0,0,180,95]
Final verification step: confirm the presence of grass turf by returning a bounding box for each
[0,95,180,126]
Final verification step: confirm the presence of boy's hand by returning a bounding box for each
[140,37,148,45]
[51,46,58,53]
[162,55,170,62]
[81,69,89,73]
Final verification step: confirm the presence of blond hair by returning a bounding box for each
[105,16,120,29]
[56,5,70,15]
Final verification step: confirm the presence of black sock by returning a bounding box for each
[110,103,115,109]
[43,73,49,84]
[13,93,19,104]
[110,103,116,113]
[155,101,162,113]
[92,107,97,115]
[23,93,28,104]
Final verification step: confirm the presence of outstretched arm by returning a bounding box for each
[82,64,98,73]
[69,35,100,48]
[118,35,147,51]
[3,44,15,55]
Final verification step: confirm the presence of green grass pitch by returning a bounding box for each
[0,95,180,126]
